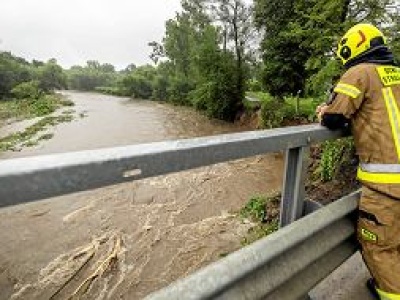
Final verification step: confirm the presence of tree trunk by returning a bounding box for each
[341,0,351,23]
[233,0,244,111]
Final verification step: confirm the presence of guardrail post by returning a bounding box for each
[280,146,309,227]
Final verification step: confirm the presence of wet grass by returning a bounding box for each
[239,193,280,246]
[0,94,74,122]
[0,94,75,152]
[0,113,74,152]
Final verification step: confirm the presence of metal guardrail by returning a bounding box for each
[0,124,342,223]
[146,191,360,300]
[0,124,355,299]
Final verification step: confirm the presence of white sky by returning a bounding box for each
[0,0,182,69]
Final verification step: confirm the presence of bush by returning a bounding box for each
[191,80,238,120]
[95,86,128,97]
[247,79,262,92]
[240,196,268,222]
[167,76,193,105]
[152,76,169,101]
[121,74,153,99]
[258,92,321,128]
[239,194,280,246]
[260,99,287,128]
[319,138,355,182]
[11,80,43,100]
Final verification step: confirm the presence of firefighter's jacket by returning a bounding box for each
[324,63,400,198]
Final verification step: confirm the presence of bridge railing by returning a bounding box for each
[0,124,358,299]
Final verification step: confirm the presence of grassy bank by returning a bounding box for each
[0,93,75,152]
[0,93,73,122]
[245,91,321,129]
[239,193,280,246]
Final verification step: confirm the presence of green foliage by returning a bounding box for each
[260,99,288,128]
[189,26,243,120]
[0,94,74,121]
[94,86,127,97]
[319,138,354,182]
[255,0,397,99]
[306,59,342,97]
[0,51,33,99]
[143,1,249,121]
[114,65,159,99]
[152,75,169,101]
[239,194,280,246]
[240,195,268,222]
[167,76,193,105]
[0,53,69,101]
[164,14,193,78]
[247,79,262,92]
[122,74,153,99]
[67,61,119,91]
[11,80,43,100]
[258,92,319,128]
[0,113,73,152]
[37,60,67,92]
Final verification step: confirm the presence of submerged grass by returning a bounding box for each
[0,94,75,152]
[0,114,74,152]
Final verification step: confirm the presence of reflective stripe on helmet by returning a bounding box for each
[383,87,400,160]
[333,83,362,99]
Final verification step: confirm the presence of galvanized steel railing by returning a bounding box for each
[146,191,360,300]
[0,124,358,299]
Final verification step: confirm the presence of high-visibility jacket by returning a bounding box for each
[324,63,400,198]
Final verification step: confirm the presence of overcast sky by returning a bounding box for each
[0,0,182,69]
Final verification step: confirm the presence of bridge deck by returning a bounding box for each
[310,252,374,300]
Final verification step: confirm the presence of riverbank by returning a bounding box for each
[0,93,75,152]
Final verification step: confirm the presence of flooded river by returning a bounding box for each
[0,91,284,299]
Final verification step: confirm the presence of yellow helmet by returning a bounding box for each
[336,23,387,65]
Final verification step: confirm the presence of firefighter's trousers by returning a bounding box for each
[358,187,400,298]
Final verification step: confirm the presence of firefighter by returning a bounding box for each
[317,23,400,299]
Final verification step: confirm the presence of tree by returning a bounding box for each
[122,63,137,74]
[191,25,241,120]
[148,41,165,65]
[38,60,67,92]
[67,61,119,91]
[0,51,33,99]
[209,0,254,108]
[118,65,157,99]
[163,13,194,79]
[254,0,397,98]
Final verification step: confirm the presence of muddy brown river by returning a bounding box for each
[0,91,283,299]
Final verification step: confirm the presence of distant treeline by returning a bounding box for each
[0,53,67,99]
[1,0,399,122]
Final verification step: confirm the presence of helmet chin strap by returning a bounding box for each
[344,45,396,69]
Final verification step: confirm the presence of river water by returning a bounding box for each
[0,91,283,299]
